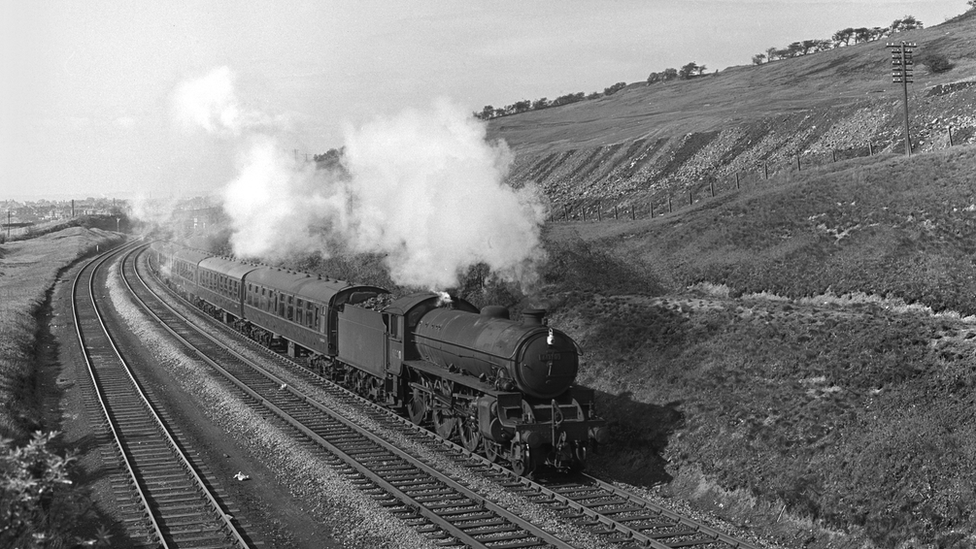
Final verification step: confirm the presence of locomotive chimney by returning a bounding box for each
[521,308,546,326]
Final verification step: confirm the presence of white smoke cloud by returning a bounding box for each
[178,68,548,290]
[338,100,547,288]
[221,137,349,259]
[172,66,284,136]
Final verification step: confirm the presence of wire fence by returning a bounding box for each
[549,126,974,223]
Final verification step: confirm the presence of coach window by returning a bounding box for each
[306,302,314,327]
[296,298,304,324]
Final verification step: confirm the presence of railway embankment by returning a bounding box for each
[538,145,976,548]
[0,226,123,547]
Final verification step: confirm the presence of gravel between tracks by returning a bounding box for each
[107,259,440,549]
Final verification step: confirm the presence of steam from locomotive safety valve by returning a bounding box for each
[435,291,453,307]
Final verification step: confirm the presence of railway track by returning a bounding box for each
[71,241,253,548]
[128,243,768,549]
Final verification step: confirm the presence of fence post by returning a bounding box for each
[631,205,635,220]
[668,195,672,213]
[650,202,654,218]
[582,207,586,222]
[832,150,837,162]
[735,172,740,190]
[614,205,618,220]
[597,201,601,221]
[763,164,769,180]
[948,126,954,147]
[868,142,874,156]
[689,190,693,205]
[795,156,801,171]
[710,179,715,197]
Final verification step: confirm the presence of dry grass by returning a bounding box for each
[540,145,976,547]
[0,227,122,441]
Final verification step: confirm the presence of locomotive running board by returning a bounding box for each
[401,359,500,396]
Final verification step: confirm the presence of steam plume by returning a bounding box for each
[172,66,284,136]
[174,69,548,290]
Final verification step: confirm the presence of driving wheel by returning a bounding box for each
[431,380,458,439]
[406,377,430,425]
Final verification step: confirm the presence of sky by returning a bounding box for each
[1,0,969,202]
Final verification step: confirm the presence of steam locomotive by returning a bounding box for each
[149,241,607,475]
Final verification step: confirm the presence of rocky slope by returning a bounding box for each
[489,10,976,212]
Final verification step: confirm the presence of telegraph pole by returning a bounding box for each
[887,41,915,157]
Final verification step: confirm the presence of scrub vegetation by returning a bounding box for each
[541,145,976,548]
[0,225,122,548]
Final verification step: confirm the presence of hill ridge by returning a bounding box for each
[490,10,976,208]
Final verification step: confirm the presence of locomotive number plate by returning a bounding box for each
[539,352,561,361]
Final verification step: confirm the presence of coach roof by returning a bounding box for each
[198,256,259,280]
[247,267,382,305]
[171,248,212,266]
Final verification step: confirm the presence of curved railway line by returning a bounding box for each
[119,242,768,549]
[71,240,253,548]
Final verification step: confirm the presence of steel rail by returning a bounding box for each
[71,241,168,547]
[582,474,763,549]
[74,242,250,548]
[113,244,253,548]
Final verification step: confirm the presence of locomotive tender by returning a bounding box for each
[150,241,607,475]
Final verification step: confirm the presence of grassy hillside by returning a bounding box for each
[538,145,976,548]
[489,10,976,214]
[483,15,976,543]
[0,227,123,439]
